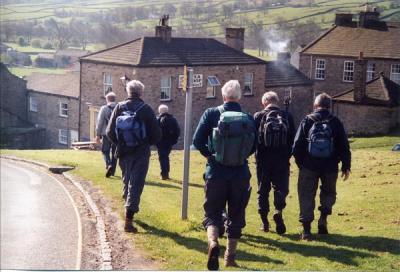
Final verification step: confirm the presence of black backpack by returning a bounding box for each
[160,115,180,145]
[307,114,334,158]
[258,109,289,148]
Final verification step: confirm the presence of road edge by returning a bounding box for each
[1,155,113,270]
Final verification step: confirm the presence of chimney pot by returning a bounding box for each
[155,15,172,43]
[225,28,245,52]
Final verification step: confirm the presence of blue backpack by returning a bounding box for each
[115,102,147,147]
[307,114,334,158]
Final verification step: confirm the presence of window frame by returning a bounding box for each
[315,59,326,80]
[29,96,38,112]
[206,76,221,99]
[390,64,400,84]
[343,60,355,82]
[367,62,376,81]
[243,72,253,96]
[58,129,68,145]
[160,75,172,101]
[103,73,113,96]
[59,102,68,117]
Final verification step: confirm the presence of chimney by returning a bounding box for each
[277,52,291,63]
[354,52,367,103]
[359,5,382,28]
[335,13,354,27]
[225,28,245,52]
[155,15,172,43]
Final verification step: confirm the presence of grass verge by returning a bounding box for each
[1,135,399,270]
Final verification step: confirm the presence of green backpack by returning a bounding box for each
[209,106,255,166]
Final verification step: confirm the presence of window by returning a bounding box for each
[29,96,38,112]
[243,73,253,95]
[59,102,68,117]
[343,61,354,82]
[103,73,112,96]
[390,64,400,84]
[58,129,68,145]
[161,76,171,101]
[206,76,221,98]
[367,62,376,81]
[315,59,326,80]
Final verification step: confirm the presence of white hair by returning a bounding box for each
[105,91,116,102]
[126,80,144,97]
[262,91,279,105]
[158,104,169,114]
[221,80,241,100]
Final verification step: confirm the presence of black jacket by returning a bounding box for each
[157,113,180,147]
[254,105,295,165]
[106,96,161,158]
[292,109,351,173]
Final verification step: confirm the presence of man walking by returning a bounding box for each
[157,104,180,180]
[106,80,161,233]
[193,80,255,270]
[95,91,117,177]
[254,91,295,234]
[293,93,351,240]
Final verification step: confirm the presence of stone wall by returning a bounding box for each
[299,54,399,96]
[79,62,267,146]
[332,101,400,135]
[27,91,79,148]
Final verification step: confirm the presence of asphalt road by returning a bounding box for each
[1,159,81,270]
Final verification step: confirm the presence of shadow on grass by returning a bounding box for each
[243,233,376,266]
[168,178,204,189]
[136,220,284,267]
[145,180,181,190]
[284,233,400,255]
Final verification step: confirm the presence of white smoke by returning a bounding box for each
[263,28,289,53]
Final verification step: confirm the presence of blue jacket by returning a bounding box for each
[292,109,351,173]
[192,102,255,180]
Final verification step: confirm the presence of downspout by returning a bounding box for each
[78,59,82,141]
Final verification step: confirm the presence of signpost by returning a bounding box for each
[181,66,193,220]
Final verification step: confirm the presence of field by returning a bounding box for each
[8,66,67,77]
[2,134,399,270]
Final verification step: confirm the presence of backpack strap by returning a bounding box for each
[123,102,145,113]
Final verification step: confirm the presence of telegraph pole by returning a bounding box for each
[181,67,193,220]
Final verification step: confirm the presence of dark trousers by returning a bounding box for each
[119,147,150,213]
[102,136,117,173]
[203,177,251,239]
[298,167,338,223]
[256,162,289,216]
[157,144,172,177]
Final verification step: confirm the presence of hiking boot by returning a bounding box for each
[105,165,113,178]
[124,218,138,233]
[161,175,170,180]
[260,215,269,232]
[224,253,238,267]
[273,212,286,235]
[300,230,312,241]
[207,242,220,271]
[318,216,329,234]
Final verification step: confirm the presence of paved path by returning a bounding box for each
[1,159,81,270]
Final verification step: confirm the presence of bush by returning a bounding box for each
[17,36,26,46]
[31,39,42,48]
[42,42,53,49]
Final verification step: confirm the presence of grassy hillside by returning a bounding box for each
[2,135,399,270]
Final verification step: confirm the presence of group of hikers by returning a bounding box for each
[95,78,351,270]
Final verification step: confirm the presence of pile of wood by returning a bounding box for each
[71,141,98,150]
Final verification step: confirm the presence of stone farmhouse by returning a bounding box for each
[26,72,80,148]
[79,23,313,144]
[0,63,45,149]
[298,7,400,97]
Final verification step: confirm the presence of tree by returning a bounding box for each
[45,18,71,50]
[222,4,234,19]
[69,18,92,50]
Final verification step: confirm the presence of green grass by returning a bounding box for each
[2,135,399,270]
[8,66,67,77]
[244,49,276,61]
[4,42,55,53]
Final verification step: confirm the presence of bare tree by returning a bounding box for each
[69,18,92,50]
[45,18,71,49]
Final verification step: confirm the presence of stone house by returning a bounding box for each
[0,63,45,148]
[34,53,56,68]
[298,8,400,97]
[332,56,400,135]
[79,24,314,145]
[26,72,80,148]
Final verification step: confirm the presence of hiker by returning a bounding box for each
[254,91,295,234]
[157,104,180,180]
[293,93,351,240]
[95,91,117,178]
[106,80,161,233]
[193,80,255,270]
